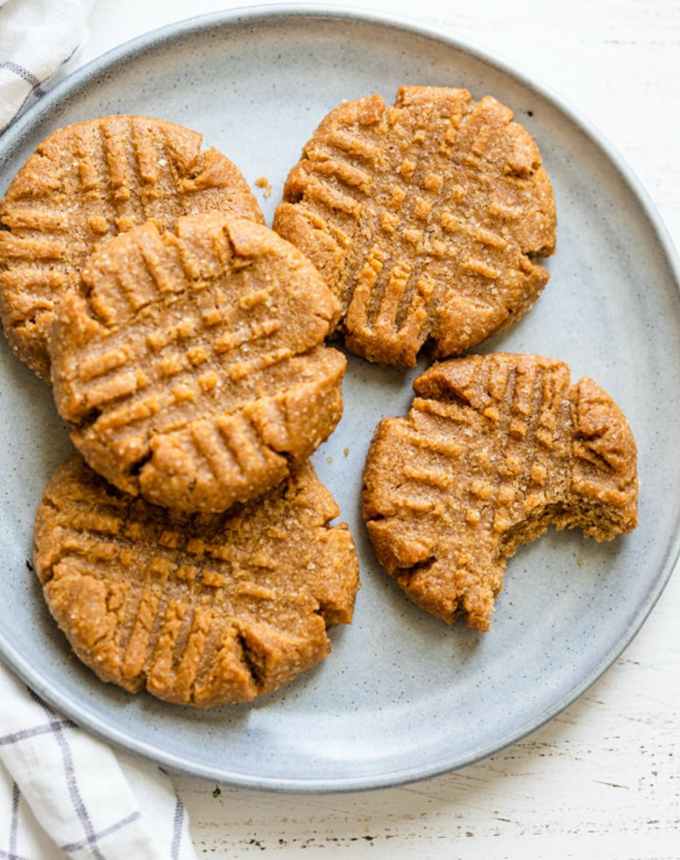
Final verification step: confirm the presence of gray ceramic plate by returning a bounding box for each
[0,6,678,792]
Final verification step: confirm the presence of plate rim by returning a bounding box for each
[0,3,679,793]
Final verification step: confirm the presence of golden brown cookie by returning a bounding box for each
[34,455,360,707]
[363,354,638,630]
[274,86,556,366]
[0,116,263,378]
[50,214,345,513]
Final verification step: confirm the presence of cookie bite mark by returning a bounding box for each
[274,86,556,367]
[362,353,637,630]
[50,215,345,512]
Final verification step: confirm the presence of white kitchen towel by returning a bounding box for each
[0,0,94,132]
[0,663,197,859]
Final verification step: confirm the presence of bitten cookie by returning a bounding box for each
[0,116,263,377]
[275,86,556,366]
[34,456,360,707]
[50,214,346,512]
[363,354,638,630]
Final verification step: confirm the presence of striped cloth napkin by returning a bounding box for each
[0,2,197,857]
[0,665,196,859]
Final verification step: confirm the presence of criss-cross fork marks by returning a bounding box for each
[363,354,638,630]
[50,215,345,512]
[275,86,556,366]
[0,115,262,377]
[35,458,359,707]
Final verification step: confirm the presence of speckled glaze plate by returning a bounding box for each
[0,6,679,792]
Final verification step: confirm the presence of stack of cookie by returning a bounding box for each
[0,117,359,706]
[0,88,638,708]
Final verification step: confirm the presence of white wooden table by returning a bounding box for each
[81,2,680,856]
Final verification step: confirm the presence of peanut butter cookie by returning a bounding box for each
[34,456,359,707]
[50,215,345,512]
[363,354,638,630]
[274,86,555,366]
[0,116,263,378]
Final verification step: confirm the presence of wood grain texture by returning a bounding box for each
[80,1,680,857]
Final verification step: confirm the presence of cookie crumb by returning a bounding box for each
[255,176,272,198]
